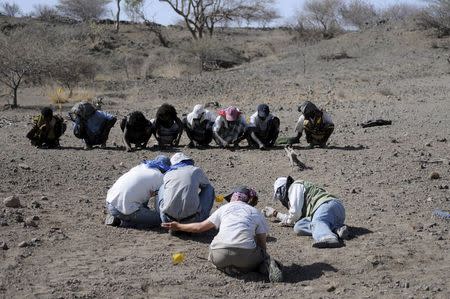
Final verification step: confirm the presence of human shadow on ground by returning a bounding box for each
[141,226,216,245]
[290,145,368,151]
[348,226,373,239]
[59,146,125,151]
[283,262,338,283]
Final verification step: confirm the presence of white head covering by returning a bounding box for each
[273,177,287,196]
[170,152,192,165]
[187,104,205,126]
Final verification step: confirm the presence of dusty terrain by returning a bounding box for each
[1,21,449,298]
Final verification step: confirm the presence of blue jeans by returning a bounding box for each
[293,199,345,241]
[157,184,215,223]
[107,203,161,228]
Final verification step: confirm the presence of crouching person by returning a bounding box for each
[152,103,183,147]
[120,111,153,152]
[105,155,171,228]
[248,104,280,150]
[26,107,66,148]
[213,106,250,148]
[69,101,117,149]
[162,186,283,282]
[263,176,348,248]
[183,104,216,148]
[291,101,334,148]
[157,153,215,224]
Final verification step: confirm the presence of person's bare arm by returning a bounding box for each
[255,233,267,250]
[161,220,216,233]
[213,131,228,147]
[122,127,132,152]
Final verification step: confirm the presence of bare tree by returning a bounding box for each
[115,0,122,32]
[418,0,450,36]
[124,0,170,47]
[56,0,111,21]
[302,0,343,38]
[340,0,377,30]
[0,28,49,108]
[1,1,21,17]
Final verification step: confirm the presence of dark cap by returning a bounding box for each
[224,186,258,202]
[257,104,270,118]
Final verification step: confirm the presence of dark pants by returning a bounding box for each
[305,125,334,146]
[182,118,214,146]
[248,117,280,147]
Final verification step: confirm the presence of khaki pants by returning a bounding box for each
[208,246,266,273]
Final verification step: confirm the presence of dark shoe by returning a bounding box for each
[336,225,349,240]
[312,236,340,248]
[105,215,121,227]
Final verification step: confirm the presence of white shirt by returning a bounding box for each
[295,111,333,133]
[276,183,305,226]
[212,115,247,142]
[186,109,216,127]
[249,112,274,132]
[106,164,164,215]
[208,201,269,250]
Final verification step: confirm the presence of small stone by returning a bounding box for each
[18,163,31,170]
[0,241,8,250]
[30,238,40,243]
[426,197,432,202]
[327,285,336,292]
[0,220,7,226]
[31,201,41,209]
[429,172,440,180]
[404,281,410,288]
[25,217,38,227]
[31,215,40,221]
[438,185,449,190]
[40,196,48,201]
[18,241,28,248]
[119,162,125,167]
[425,142,431,147]
[3,196,21,208]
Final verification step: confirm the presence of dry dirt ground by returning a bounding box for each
[1,25,449,298]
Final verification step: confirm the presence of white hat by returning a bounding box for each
[192,104,205,119]
[170,152,192,165]
[273,177,287,196]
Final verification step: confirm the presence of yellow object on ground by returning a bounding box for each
[172,252,185,265]
[215,194,224,203]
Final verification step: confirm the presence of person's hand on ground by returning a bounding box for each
[262,206,277,218]
[161,222,180,231]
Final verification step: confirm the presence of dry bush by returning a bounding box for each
[417,0,450,37]
[319,50,352,61]
[340,0,378,30]
[56,0,111,21]
[379,3,421,24]
[32,4,59,21]
[1,1,21,17]
[378,88,394,97]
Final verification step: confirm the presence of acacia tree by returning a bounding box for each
[419,0,450,37]
[302,0,343,38]
[0,28,48,108]
[115,0,122,32]
[159,0,278,39]
[56,0,111,21]
[340,0,377,30]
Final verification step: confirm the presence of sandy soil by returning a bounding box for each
[1,25,449,298]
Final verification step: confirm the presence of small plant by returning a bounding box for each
[47,87,69,111]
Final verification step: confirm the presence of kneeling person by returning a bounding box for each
[162,186,283,282]
[152,103,183,147]
[26,107,66,148]
[120,111,153,151]
[105,155,170,228]
[213,106,249,148]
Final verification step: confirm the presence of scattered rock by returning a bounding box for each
[40,196,48,201]
[31,215,40,221]
[24,217,38,227]
[18,163,31,170]
[425,142,432,147]
[437,138,447,143]
[327,285,336,292]
[31,201,42,209]
[429,172,440,180]
[0,220,7,226]
[0,241,8,250]
[438,185,449,190]
[18,241,28,248]
[3,195,21,208]
[426,197,433,202]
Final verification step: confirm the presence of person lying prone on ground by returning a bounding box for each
[263,176,349,248]
[162,186,283,282]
